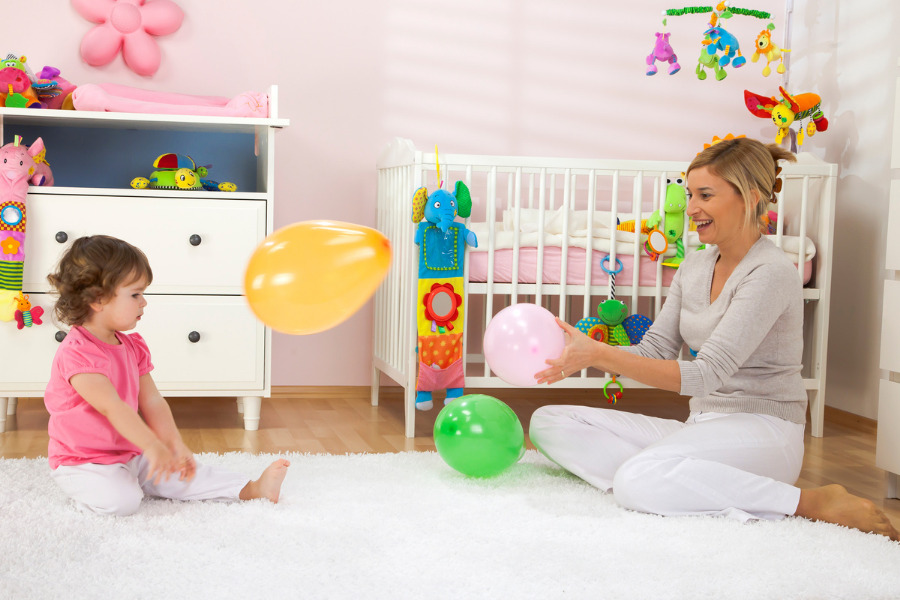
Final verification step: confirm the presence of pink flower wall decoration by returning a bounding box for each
[72,0,184,77]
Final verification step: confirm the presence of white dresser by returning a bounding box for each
[0,87,288,432]
[877,61,900,497]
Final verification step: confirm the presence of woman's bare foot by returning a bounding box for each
[239,459,291,503]
[796,484,900,541]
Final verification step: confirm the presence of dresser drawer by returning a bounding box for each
[22,194,266,294]
[877,380,900,475]
[0,293,61,393]
[881,280,900,372]
[136,295,265,392]
[0,294,265,395]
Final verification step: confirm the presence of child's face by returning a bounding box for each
[90,275,148,333]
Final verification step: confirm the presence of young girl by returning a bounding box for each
[44,235,290,516]
[532,137,899,541]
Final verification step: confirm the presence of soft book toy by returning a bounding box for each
[412,181,478,411]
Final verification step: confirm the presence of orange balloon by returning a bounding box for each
[244,221,392,335]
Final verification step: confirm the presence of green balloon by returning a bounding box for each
[433,394,526,477]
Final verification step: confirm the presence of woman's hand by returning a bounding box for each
[535,318,606,384]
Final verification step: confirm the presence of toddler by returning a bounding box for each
[44,235,289,516]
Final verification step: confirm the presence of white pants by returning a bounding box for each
[51,454,250,516]
[529,406,805,522]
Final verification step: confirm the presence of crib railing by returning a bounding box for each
[373,138,837,438]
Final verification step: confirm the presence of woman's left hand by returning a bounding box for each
[535,318,605,384]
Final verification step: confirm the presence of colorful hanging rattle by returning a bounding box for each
[574,256,654,404]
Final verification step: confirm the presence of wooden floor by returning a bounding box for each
[2,386,899,523]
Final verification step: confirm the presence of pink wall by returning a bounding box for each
[8,0,786,386]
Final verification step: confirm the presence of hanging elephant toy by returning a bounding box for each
[412,181,478,411]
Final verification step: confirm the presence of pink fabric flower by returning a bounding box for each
[73,0,184,77]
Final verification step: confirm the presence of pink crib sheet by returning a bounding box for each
[468,247,812,286]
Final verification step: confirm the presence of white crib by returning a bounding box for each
[372,138,837,438]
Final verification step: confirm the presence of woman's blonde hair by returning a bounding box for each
[686,137,796,232]
[47,235,153,326]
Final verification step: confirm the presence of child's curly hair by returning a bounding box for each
[47,235,153,326]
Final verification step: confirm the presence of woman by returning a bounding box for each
[531,137,898,540]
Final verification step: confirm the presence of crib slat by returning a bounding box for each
[654,174,665,315]
[559,169,572,323]
[512,167,522,305]
[484,165,498,378]
[798,175,810,280]
[536,169,547,303]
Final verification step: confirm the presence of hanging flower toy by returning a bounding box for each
[72,0,184,77]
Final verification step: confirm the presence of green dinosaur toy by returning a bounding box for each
[647,177,687,268]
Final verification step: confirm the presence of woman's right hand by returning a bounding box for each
[143,440,177,484]
[535,318,607,384]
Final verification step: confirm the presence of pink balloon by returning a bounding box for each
[483,304,566,387]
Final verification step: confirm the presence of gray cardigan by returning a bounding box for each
[623,236,807,424]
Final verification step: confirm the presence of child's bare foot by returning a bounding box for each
[796,484,900,541]
[239,459,290,503]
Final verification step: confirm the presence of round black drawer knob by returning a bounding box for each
[55,231,68,243]
[55,331,67,342]
[189,234,202,246]
[188,331,201,343]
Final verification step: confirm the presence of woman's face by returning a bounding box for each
[686,166,753,247]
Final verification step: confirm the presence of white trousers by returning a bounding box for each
[529,406,805,522]
[51,454,250,516]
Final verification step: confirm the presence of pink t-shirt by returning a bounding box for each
[44,326,154,469]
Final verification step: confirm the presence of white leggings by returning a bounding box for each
[529,406,805,522]
[51,454,250,516]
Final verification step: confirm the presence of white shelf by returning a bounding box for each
[0,106,288,133]
[26,185,268,202]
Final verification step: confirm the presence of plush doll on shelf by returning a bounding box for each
[0,136,52,324]
[0,54,41,108]
[412,181,478,411]
[131,153,237,191]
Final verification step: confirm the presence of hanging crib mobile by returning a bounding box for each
[645,2,787,80]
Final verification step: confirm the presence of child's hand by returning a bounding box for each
[144,440,177,484]
[170,440,196,482]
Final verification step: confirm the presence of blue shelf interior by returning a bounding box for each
[8,124,258,192]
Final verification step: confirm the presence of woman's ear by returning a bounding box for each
[749,188,761,211]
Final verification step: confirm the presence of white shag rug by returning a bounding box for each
[1,450,899,600]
